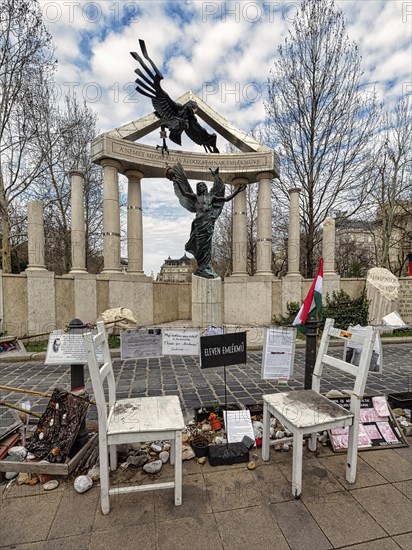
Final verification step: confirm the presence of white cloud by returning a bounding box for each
[40,0,411,276]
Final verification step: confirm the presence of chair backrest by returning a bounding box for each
[312,318,377,399]
[83,321,116,434]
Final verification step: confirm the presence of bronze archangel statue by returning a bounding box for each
[166,163,246,279]
[130,40,219,154]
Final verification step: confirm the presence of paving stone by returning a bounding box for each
[392,533,412,550]
[318,453,388,489]
[215,505,289,550]
[350,484,412,535]
[303,490,387,547]
[156,515,224,549]
[203,468,264,512]
[393,480,412,500]
[90,523,156,549]
[48,485,98,539]
[270,499,332,549]
[93,490,155,531]
[339,538,405,550]
[360,449,412,482]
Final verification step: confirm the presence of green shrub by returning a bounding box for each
[323,288,369,329]
[272,301,300,326]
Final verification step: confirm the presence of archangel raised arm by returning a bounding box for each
[166,162,246,279]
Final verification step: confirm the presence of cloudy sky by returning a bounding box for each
[38,0,411,276]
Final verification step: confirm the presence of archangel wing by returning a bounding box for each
[210,167,225,220]
[170,162,196,213]
[130,40,180,123]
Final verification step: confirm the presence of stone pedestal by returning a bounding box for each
[281,273,302,316]
[26,271,56,335]
[224,274,273,325]
[192,275,222,328]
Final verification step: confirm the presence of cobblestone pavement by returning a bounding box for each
[1,344,411,424]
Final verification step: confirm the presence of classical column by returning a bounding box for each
[101,159,122,273]
[256,172,274,275]
[125,169,144,274]
[323,217,336,274]
[231,177,248,276]
[27,201,46,270]
[69,169,87,273]
[287,188,301,274]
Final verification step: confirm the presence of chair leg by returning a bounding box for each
[292,432,303,498]
[262,401,270,461]
[346,422,359,484]
[99,438,110,514]
[109,444,117,471]
[308,432,317,452]
[170,437,175,465]
[174,431,182,506]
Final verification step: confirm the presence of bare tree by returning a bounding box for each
[369,96,412,275]
[265,0,379,277]
[0,0,56,272]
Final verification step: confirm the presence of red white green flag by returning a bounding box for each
[293,258,323,334]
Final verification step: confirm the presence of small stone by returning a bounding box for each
[182,434,189,444]
[159,451,169,464]
[17,473,33,485]
[282,444,290,452]
[162,443,171,452]
[143,460,162,474]
[275,430,285,439]
[74,475,93,494]
[182,446,195,460]
[26,453,36,460]
[129,443,142,452]
[87,464,100,481]
[214,436,226,445]
[43,479,59,491]
[188,420,196,426]
[247,461,256,470]
[5,471,18,480]
[127,454,148,467]
[150,443,162,453]
[149,451,157,456]
[119,462,129,470]
[274,445,282,452]
[392,408,405,416]
[197,456,207,465]
[8,446,27,459]
[202,423,211,432]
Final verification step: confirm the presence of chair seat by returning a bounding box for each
[108,395,185,436]
[263,390,354,433]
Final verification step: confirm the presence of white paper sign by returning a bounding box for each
[45,330,102,364]
[224,410,255,445]
[261,327,296,380]
[343,325,383,373]
[382,311,408,328]
[162,330,200,355]
[121,329,163,360]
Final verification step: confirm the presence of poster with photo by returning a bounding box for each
[121,328,163,360]
[343,325,383,373]
[328,395,407,452]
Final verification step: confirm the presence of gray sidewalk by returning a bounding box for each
[0,344,411,549]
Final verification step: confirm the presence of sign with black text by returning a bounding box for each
[200,332,247,369]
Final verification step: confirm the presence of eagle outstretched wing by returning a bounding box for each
[167,162,197,213]
[130,41,219,152]
[130,40,180,125]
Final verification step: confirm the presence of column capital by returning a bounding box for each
[125,169,144,180]
[68,168,85,178]
[288,187,301,195]
[100,158,122,171]
[231,176,249,186]
[256,171,275,182]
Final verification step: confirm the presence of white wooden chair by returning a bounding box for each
[83,321,184,514]
[262,318,376,498]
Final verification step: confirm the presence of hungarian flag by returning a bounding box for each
[293,258,323,334]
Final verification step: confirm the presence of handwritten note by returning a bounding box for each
[162,330,200,355]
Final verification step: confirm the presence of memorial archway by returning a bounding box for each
[91,91,279,276]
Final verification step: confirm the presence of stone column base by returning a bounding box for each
[192,275,222,328]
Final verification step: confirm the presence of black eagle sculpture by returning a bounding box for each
[130,40,219,154]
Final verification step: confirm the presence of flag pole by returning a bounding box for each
[304,314,319,389]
